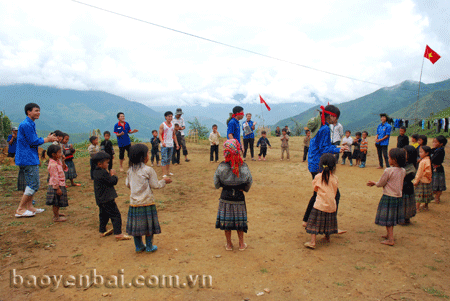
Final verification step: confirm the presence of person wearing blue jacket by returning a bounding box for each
[303,105,347,234]
[15,103,57,218]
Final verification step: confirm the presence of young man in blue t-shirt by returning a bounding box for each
[114,112,138,172]
[375,113,392,169]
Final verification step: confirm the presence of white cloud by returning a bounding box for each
[0,0,448,107]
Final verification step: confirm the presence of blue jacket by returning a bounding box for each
[376,122,391,146]
[15,117,45,166]
[227,118,241,142]
[308,123,340,173]
[114,122,131,148]
[7,135,17,154]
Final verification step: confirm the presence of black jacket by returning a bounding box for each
[93,167,118,205]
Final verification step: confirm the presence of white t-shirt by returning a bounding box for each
[173,117,185,136]
[162,122,174,147]
[342,136,353,152]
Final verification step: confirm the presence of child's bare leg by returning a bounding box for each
[310,234,316,246]
[381,226,394,245]
[53,206,66,222]
[434,191,442,204]
[224,230,233,250]
[237,230,246,250]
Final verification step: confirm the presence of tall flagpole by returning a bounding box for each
[414,54,425,125]
[260,97,265,128]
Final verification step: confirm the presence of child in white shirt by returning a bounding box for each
[341,130,353,166]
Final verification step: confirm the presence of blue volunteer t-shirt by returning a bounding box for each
[227,118,241,143]
[114,121,131,148]
[242,120,255,139]
[15,117,45,166]
[7,135,17,154]
[376,122,392,146]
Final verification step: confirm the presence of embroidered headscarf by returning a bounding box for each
[223,139,243,177]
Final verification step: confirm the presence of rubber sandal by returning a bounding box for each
[304,242,316,249]
[34,208,45,214]
[169,172,174,176]
[239,243,248,251]
[116,234,132,241]
[146,245,158,253]
[225,244,233,251]
[15,210,35,218]
[101,228,114,237]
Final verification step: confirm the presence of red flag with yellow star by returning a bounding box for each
[424,45,441,64]
[259,95,271,111]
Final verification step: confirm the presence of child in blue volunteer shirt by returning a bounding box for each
[114,112,138,172]
[7,127,18,158]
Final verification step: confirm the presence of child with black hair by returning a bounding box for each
[397,126,409,148]
[367,148,406,246]
[62,133,80,187]
[150,130,160,167]
[416,135,427,161]
[88,136,100,180]
[352,132,362,167]
[304,153,339,249]
[411,134,419,149]
[100,131,115,171]
[280,128,290,160]
[172,123,182,165]
[45,144,69,222]
[360,131,369,168]
[93,152,130,240]
[126,144,171,253]
[256,131,271,161]
[303,130,311,162]
[414,146,433,211]
[209,124,220,163]
[431,136,447,204]
[402,145,417,224]
[341,130,353,166]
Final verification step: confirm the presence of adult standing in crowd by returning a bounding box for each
[114,112,138,172]
[7,127,18,158]
[375,113,392,169]
[242,113,256,161]
[227,106,244,156]
[173,108,190,162]
[15,103,57,218]
[329,121,343,162]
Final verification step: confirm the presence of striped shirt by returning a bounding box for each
[360,138,368,152]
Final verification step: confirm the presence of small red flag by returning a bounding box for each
[424,45,441,64]
[259,95,271,111]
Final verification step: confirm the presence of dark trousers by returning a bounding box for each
[151,149,160,164]
[172,147,181,164]
[332,141,341,161]
[360,152,367,163]
[342,151,353,164]
[210,145,219,162]
[98,200,122,235]
[258,147,267,157]
[303,146,309,161]
[90,159,95,180]
[303,172,341,223]
[376,144,390,168]
[106,153,113,171]
[243,138,255,158]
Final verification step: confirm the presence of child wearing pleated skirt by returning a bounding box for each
[402,146,417,224]
[368,148,406,246]
[414,146,433,211]
[45,145,69,222]
[126,144,171,253]
[431,136,447,204]
[304,153,339,249]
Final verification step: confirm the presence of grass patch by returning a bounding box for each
[8,221,24,226]
[260,268,268,274]
[434,259,443,263]
[334,282,345,287]
[355,266,366,270]
[423,287,449,299]
[425,265,437,271]
[72,253,83,258]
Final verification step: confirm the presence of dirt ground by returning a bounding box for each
[0,136,449,301]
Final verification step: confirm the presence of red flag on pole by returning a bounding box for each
[424,45,441,64]
[259,95,271,111]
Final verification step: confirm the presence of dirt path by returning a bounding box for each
[1,137,449,300]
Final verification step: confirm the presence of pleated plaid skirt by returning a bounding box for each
[306,208,338,235]
[17,167,26,191]
[45,186,69,207]
[126,205,161,236]
[432,170,446,192]
[215,199,248,233]
[375,194,404,226]
[402,193,416,220]
[64,160,78,180]
[415,182,433,203]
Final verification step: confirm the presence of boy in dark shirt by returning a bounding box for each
[256,131,272,160]
[397,126,409,148]
[100,131,115,171]
[172,124,182,165]
[92,152,130,240]
[150,130,160,167]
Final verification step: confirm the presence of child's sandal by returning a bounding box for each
[101,228,114,237]
[116,234,132,241]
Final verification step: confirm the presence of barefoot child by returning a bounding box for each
[414,146,433,211]
[402,146,417,224]
[93,152,130,240]
[352,132,362,167]
[256,131,271,161]
[100,131,115,171]
[367,148,406,246]
[45,145,69,222]
[215,139,252,251]
[126,144,171,253]
[304,153,339,249]
[88,136,100,180]
[431,136,447,204]
[209,124,220,163]
[62,133,80,186]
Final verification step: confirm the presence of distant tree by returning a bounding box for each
[290,118,303,136]
[0,112,12,140]
[187,117,209,139]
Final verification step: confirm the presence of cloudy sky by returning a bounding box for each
[0,0,448,106]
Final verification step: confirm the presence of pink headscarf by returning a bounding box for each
[223,139,243,177]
